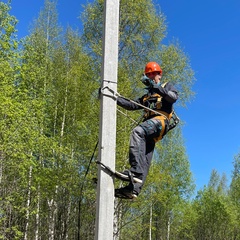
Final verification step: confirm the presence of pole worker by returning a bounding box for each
[115,62,178,199]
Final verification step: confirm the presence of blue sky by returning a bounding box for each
[159,0,240,191]
[8,0,240,192]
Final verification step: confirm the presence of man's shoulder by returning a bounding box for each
[162,81,177,91]
[161,82,168,88]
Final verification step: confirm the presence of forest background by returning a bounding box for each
[0,0,240,239]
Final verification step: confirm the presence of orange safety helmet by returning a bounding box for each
[144,62,162,75]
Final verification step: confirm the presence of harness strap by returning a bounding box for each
[144,110,171,120]
[127,170,134,185]
[153,115,167,143]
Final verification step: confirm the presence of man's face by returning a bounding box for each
[146,71,162,84]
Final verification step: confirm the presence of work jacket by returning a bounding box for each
[117,82,178,118]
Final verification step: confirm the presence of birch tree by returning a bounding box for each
[19,1,99,238]
[192,171,235,240]
[0,2,26,239]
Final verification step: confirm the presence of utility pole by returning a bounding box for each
[95,0,119,239]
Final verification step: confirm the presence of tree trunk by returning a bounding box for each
[48,186,58,240]
[63,194,71,240]
[24,165,33,240]
[167,213,171,240]
[149,202,152,240]
[35,185,40,240]
[0,151,3,184]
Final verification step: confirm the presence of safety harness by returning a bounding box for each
[141,82,179,141]
[101,84,179,142]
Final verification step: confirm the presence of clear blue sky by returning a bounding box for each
[8,0,240,192]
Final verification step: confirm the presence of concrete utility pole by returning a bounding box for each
[95,0,120,239]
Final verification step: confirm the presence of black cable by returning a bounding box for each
[77,140,99,240]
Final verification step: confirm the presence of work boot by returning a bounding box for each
[115,185,138,199]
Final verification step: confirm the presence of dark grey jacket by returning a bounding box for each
[117,82,178,114]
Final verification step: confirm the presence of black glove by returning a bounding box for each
[141,75,154,88]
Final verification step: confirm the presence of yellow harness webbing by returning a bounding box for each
[152,115,166,142]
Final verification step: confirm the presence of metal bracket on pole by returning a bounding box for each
[100,86,120,99]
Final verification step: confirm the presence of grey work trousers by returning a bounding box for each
[128,118,164,194]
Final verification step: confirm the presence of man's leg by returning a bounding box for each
[128,119,163,195]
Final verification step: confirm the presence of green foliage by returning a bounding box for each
[192,186,237,240]
[229,153,240,238]
[0,1,18,55]
[159,43,195,106]
[230,153,240,203]
[0,1,99,239]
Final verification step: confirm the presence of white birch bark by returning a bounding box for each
[167,214,171,240]
[48,185,58,240]
[24,165,33,240]
[0,151,3,184]
[149,202,152,240]
[35,184,40,240]
[63,194,71,240]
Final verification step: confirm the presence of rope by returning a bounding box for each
[117,108,139,124]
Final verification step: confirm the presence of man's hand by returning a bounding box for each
[141,75,154,87]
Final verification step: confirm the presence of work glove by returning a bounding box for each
[141,75,154,88]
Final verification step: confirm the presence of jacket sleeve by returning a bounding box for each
[117,96,142,110]
[152,82,178,103]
